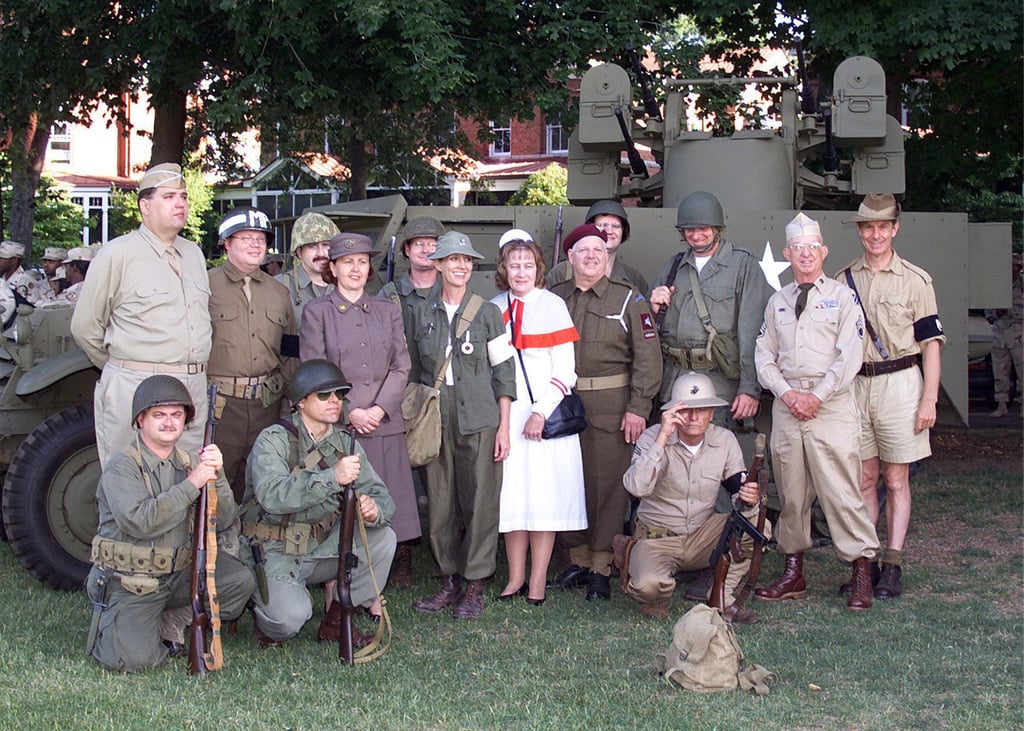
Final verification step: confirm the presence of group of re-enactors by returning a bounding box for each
[59,163,943,673]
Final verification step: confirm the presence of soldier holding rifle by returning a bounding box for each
[84,376,254,672]
[242,360,396,648]
[616,372,762,623]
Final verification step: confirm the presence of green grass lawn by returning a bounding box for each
[0,427,1020,730]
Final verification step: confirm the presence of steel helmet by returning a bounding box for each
[676,192,725,229]
[662,371,729,411]
[132,375,196,426]
[219,207,274,246]
[401,216,446,246]
[291,212,340,253]
[585,199,631,241]
[289,359,351,405]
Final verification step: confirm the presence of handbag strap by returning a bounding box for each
[507,294,537,404]
[433,293,485,389]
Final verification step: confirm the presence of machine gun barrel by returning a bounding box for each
[613,106,648,179]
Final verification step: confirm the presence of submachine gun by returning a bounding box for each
[188,383,223,675]
[336,429,360,665]
[709,433,770,612]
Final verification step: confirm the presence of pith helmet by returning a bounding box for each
[291,212,340,252]
[219,207,274,246]
[132,375,195,426]
[585,199,631,241]
[429,231,485,260]
[289,359,351,405]
[663,371,729,410]
[401,216,446,245]
[676,192,725,229]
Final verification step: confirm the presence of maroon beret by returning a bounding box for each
[562,223,607,254]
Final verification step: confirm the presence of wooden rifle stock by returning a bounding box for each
[736,433,769,606]
[337,429,359,665]
[188,383,221,675]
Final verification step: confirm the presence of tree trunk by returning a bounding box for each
[7,115,51,251]
[149,90,187,166]
[348,134,367,201]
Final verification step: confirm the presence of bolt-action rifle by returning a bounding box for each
[551,205,564,269]
[188,383,223,675]
[337,429,359,665]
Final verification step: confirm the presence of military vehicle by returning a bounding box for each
[0,54,1012,590]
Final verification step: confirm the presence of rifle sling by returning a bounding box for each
[843,268,891,360]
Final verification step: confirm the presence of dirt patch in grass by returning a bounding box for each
[929,427,1022,470]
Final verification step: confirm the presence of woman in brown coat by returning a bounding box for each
[300,233,419,583]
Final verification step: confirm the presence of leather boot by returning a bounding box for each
[317,603,343,642]
[990,401,1008,418]
[847,557,874,611]
[838,561,879,597]
[754,553,806,601]
[452,579,486,619]
[413,575,463,613]
[254,623,283,649]
[683,568,714,602]
[389,543,413,589]
[874,563,903,599]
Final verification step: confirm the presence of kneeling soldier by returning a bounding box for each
[618,372,762,623]
[243,359,396,647]
[85,376,255,672]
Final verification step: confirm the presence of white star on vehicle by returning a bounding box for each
[758,241,790,291]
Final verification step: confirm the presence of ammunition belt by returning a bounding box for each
[209,372,280,401]
[90,536,191,576]
[241,514,339,546]
[108,357,206,375]
[858,355,918,378]
[575,373,630,391]
[662,343,716,372]
[634,518,680,540]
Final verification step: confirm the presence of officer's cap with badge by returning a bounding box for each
[428,231,485,260]
[327,232,383,261]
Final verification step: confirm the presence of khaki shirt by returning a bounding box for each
[755,275,864,403]
[0,276,14,325]
[550,276,662,429]
[839,251,946,362]
[276,265,333,323]
[652,241,772,400]
[39,281,84,309]
[71,225,212,369]
[208,261,296,379]
[624,423,747,537]
[6,266,49,306]
[95,437,236,549]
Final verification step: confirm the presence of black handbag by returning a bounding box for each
[509,294,587,440]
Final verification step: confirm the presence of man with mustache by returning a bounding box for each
[278,211,338,322]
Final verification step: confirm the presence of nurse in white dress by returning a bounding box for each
[491,230,588,605]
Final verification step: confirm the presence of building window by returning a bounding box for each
[49,123,72,164]
[490,120,511,156]
[546,121,569,155]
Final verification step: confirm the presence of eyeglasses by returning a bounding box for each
[408,240,437,249]
[315,388,347,401]
[231,234,268,246]
[597,222,623,231]
[785,242,824,253]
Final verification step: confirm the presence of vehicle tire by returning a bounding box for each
[1,404,98,590]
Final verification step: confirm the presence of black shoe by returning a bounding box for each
[585,572,611,601]
[496,585,527,601]
[526,596,545,606]
[162,639,186,658]
[874,563,903,599]
[549,564,589,590]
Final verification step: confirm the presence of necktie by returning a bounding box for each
[795,283,813,318]
[243,275,252,303]
[165,249,182,278]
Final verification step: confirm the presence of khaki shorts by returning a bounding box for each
[855,366,932,464]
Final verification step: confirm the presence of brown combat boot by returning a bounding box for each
[254,623,283,649]
[389,543,413,589]
[452,579,486,619]
[846,557,874,611]
[413,575,463,613]
[754,553,806,601]
[316,603,374,647]
[838,561,879,597]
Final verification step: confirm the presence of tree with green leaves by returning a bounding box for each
[508,164,569,206]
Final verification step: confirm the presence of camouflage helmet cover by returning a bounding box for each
[289,359,352,405]
[585,199,631,242]
[132,375,196,426]
[291,212,340,253]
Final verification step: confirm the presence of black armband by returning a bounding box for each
[913,314,943,342]
[721,471,747,496]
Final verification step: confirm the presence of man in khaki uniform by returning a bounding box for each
[987,254,1023,417]
[71,163,212,467]
[85,376,254,672]
[41,246,67,278]
[838,193,946,599]
[278,211,338,322]
[754,212,880,611]
[549,223,662,601]
[0,275,15,330]
[0,240,49,305]
[620,372,761,623]
[546,200,649,294]
[208,208,297,502]
[40,247,92,308]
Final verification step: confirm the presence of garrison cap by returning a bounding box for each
[139,163,185,191]
[785,212,823,246]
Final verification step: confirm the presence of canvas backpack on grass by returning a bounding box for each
[656,603,776,695]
